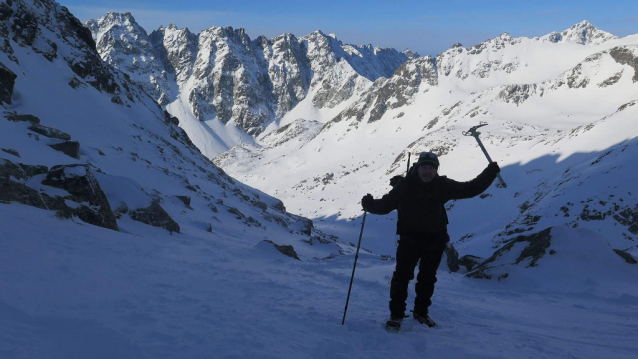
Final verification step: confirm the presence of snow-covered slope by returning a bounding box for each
[1,0,347,261]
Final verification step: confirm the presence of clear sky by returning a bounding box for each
[64,0,638,56]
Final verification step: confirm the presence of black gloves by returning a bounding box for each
[389,175,403,187]
[361,193,374,212]
[487,162,500,175]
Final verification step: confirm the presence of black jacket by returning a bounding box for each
[365,164,498,238]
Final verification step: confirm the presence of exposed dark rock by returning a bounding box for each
[0,160,50,209]
[6,113,40,124]
[207,223,213,232]
[0,159,48,181]
[467,227,553,279]
[617,101,636,112]
[458,255,483,272]
[47,141,80,159]
[598,71,623,87]
[68,57,121,95]
[68,77,83,89]
[11,9,37,46]
[1,148,19,157]
[444,244,460,272]
[163,110,179,125]
[130,199,180,233]
[41,164,119,231]
[0,176,52,209]
[59,6,97,51]
[252,200,268,211]
[368,57,438,123]
[613,249,637,264]
[271,199,286,212]
[0,160,119,231]
[28,123,71,140]
[176,195,191,206]
[264,212,288,227]
[498,84,537,105]
[299,218,313,236]
[610,47,638,82]
[227,206,245,219]
[264,239,300,260]
[613,205,638,234]
[113,201,128,219]
[0,61,17,105]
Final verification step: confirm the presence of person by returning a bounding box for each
[361,151,500,331]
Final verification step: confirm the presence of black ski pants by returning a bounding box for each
[389,234,447,317]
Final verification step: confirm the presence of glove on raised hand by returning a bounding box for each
[389,175,403,187]
[361,193,374,212]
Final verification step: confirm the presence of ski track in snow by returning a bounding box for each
[1,204,637,359]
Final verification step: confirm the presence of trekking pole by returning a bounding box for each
[462,122,507,188]
[406,152,411,175]
[342,211,367,325]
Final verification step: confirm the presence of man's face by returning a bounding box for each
[418,164,437,182]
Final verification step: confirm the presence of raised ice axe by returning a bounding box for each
[462,122,507,188]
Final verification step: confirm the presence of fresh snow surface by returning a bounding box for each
[2,205,638,359]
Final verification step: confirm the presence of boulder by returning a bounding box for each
[28,123,71,140]
[0,61,17,105]
[458,255,484,272]
[47,141,80,159]
[0,160,118,231]
[0,159,48,181]
[176,195,191,207]
[130,199,180,234]
[264,240,300,260]
[6,113,40,124]
[41,164,118,230]
[1,148,20,157]
[614,249,637,264]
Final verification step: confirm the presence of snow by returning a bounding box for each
[2,2,638,357]
[2,204,637,358]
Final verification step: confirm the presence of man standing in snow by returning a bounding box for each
[361,152,500,331]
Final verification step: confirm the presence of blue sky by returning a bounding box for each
[65,0,638,56]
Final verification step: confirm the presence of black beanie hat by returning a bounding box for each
[416,152,439,169]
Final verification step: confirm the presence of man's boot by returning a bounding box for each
[413,311,436,327]
[385,314,404,333]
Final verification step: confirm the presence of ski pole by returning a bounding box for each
[406,152,411,175]
[342,211,367,325]
[462,122,507,188]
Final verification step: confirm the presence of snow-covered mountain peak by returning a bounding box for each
[541,20,617,45]
[86,12,147,40]
[85,12,171,106]
[402,49,420,59]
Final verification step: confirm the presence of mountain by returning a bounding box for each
[215,22,638,259]
[540,20,618,45]
[87,13,414,157]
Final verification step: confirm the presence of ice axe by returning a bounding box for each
[462,122,507,188]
